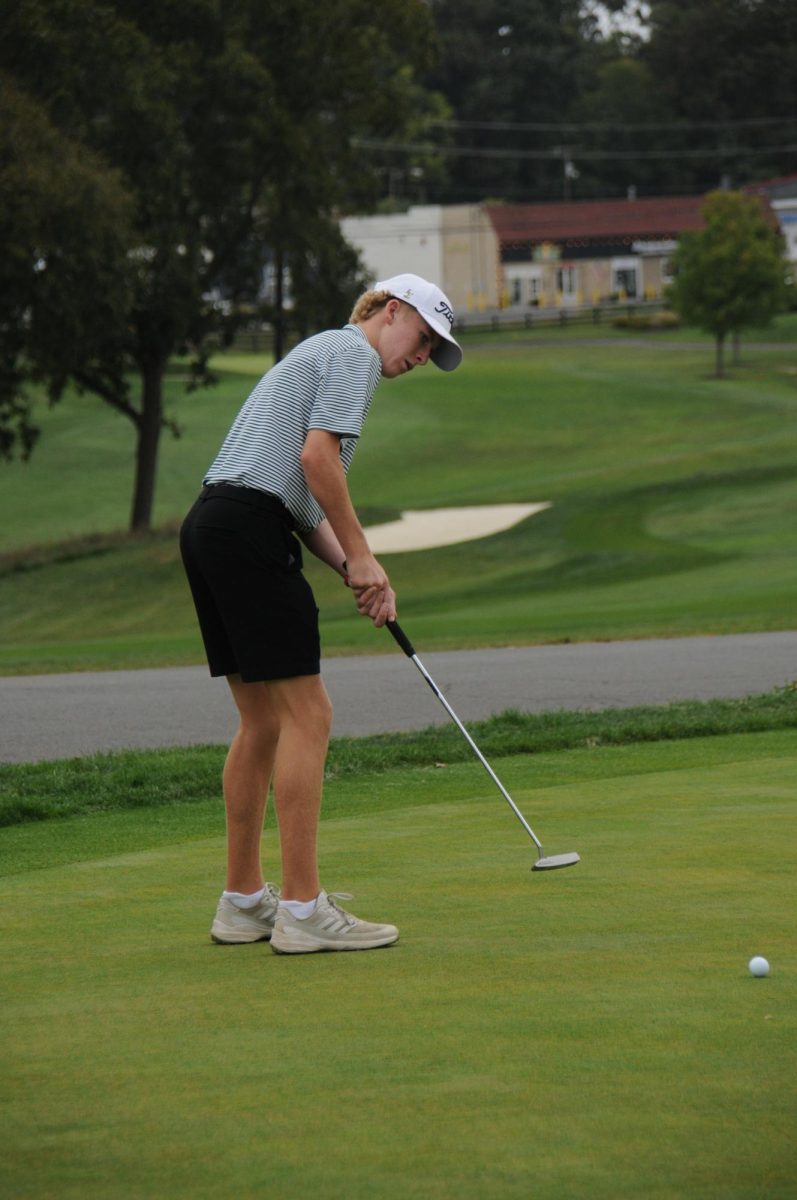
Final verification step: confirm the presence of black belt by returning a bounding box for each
[200,483,296,529]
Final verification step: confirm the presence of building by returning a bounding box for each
[486,195,705,308]
[745,175,797,263]
[340,205,501,312]
[340,185,790,319]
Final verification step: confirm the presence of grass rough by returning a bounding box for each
[1,686,795,829]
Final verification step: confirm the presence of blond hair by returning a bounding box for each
[349,288,395,324]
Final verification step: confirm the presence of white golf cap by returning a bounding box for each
[375,273,463,371]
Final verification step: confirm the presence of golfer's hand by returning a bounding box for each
[346,555,397,627]
[358,582,397,627]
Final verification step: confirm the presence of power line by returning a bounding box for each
[428,115,797,133]
[352,137,797,163]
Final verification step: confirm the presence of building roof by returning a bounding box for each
[486,195,705,246]
[744,174,797,201]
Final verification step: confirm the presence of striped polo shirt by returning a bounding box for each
[204,323,382,532]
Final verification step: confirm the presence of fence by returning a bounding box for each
[452,299,669,335]
[228,300,672,354]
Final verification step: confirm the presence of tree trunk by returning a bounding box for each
[273,245,285,363]
[130,360,165,532]
[715,334,726,379]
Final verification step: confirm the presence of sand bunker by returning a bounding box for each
[365,503,551,553]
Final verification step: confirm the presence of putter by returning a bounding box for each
[386,621,580,871]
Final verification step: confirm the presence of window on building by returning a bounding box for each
[556,266,577,296]
[612,264,638,298]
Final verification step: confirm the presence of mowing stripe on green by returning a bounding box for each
[1,733,795,1199]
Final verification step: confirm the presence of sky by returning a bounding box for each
[583,1,651,41]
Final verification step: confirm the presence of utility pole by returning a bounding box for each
[555,145,580,200]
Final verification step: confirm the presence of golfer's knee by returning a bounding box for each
[239,709,280,754]
[308,689,333,740]
[264,677,332,742]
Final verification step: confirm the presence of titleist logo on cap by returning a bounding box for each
[435,300,454,326]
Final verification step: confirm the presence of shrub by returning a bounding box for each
[612,311,681,331]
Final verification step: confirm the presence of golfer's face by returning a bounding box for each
[381,304,439,378]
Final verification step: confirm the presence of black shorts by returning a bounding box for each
[179,484,320,682]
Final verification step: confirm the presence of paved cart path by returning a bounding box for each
[1,631,795,764]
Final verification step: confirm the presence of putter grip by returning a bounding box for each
[386,620,416,657]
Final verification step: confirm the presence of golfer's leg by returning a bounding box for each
[224,675,280,895]
[266,674,333,902]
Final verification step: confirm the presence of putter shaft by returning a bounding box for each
[386,621,546,852]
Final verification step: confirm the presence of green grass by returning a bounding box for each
[1,729,795,1199]
[2,688,796,831]
[1,318,796,672]
[3,317,794,1196]
[456,308,797,348]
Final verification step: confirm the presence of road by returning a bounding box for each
[1,631,795,764]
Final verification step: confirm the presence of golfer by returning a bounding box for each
[180,274,462,954]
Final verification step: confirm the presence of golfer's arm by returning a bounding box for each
[299,519,347,577]
[300,430,371,564]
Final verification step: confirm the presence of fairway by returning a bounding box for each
[2,321,797,672]
[2,731,795,1199]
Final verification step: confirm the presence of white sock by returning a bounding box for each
[279,895,319,920]
[223,887,266,910]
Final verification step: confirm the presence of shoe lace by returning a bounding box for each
[326,892,357,927]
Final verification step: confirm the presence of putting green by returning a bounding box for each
[1,733,795,1199]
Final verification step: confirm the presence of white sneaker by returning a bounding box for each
[270,891,399,954]
[210,883,281,944]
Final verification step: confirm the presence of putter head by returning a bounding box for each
[532,851,580,871]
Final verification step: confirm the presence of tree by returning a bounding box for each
[669,190,787,378]
[642,0,797,191]
[422,0,596,202]
[566,56,682,200]
[0,75,134,462]
[412,0,797,203]
[0,0,439,531]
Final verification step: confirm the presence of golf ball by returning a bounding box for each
[748,956,770,977]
